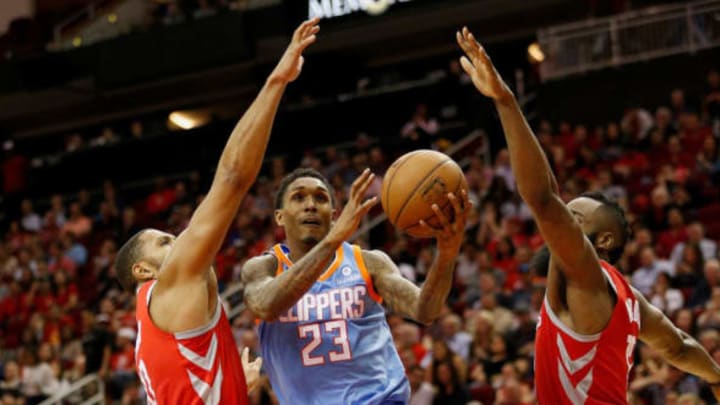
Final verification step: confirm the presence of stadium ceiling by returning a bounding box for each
[0,0,577,138]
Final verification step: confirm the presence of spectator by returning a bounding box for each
[689,259,720,308]
[20,200,41,233]
[20,346,57,404]
[670,222,717,267]
[431,360,470,405]
[81,312,113,379]
[649,272,684,315]
[408,365,435,405]
[632,246,674,296]
[424,340,467,385]
[61,203,92,239]
[401,104,439,145]
[0,361,22,398]
[440,314,473,363]
[697,287,720,330]
[675,243,705,291]
[656,207,688,258]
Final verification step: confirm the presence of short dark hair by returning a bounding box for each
[115,230,147,292]
[274,168,336,209]
[581,191,630,263]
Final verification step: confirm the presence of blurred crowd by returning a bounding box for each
[0,58,720,405]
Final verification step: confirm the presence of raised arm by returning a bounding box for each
[635,288,720,398]
[159,19,320,287]
[456,27,603,289]
[370,190,470,325]
[242,170,378,320]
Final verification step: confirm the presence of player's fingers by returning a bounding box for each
[448,193,462,224]
[241,347,249,364]
[298,17,319,38]
[359,196,378,215]
[351,168,371,195]
[431,204,452,232]
[459,56,477,77]
[456,31,472,55]
[354,172,375,202]
[461,189,472,221]
[358,173,375,198]
[255,356,263,370]
[417,220,443,237]
[300,35,317,50]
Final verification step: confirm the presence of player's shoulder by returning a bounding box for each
[241,254,278,282]
[359,249,396,275]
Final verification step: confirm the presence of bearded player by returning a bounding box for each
[112,19,320,404]
[457,27,720,404]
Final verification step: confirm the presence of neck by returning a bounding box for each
[285,237,316,262]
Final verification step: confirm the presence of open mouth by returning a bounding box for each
[301,219,322,227]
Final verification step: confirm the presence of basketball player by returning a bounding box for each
[241,167,471,404]
[457,27,720,403]
[113,18,320,404]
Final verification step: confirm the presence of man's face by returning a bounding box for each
[134,229,176,282]
[275,177,334,246]
[566,197,603,237]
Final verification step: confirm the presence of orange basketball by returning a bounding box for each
[381,150,467,238]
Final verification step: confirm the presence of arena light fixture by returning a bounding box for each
[169,111,199,130]
[528,42,545,64]
[168,111,211,130]
[108,13,118,24]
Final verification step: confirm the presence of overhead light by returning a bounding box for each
[168,111,210,130]
[72,37,82,47]
[169,112,198,130]
[108,14,118,24]
[528,42,545,64]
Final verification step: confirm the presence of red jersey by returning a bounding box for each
[135,281,247,405]
[535,261,640,405]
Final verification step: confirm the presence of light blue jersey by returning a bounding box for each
[258,242,410,405]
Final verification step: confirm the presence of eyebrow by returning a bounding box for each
[290,186,329,193]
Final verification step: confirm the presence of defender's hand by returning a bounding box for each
[271,18,320,84]
[241,347,263,393]
[456,27,514,104]
[327,169,378,243]
[416,189,471,258]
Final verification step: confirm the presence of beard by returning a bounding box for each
[301,236,320,246]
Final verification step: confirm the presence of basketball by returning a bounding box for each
[381,150,467,238]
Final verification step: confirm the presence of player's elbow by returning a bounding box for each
[661,339,690,364]
[244,298,278,322]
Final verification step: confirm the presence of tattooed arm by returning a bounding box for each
[364,249,455,325]
[241,241,341,320]
[368,190,471,325]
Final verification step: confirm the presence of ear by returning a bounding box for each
[131,262,155,282]
[595,231,615,253]
[274,209,284,227]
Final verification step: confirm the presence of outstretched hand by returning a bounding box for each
[241,347,263,393]
[416,189,471,258]
[327,169,378,243]
[271,18,320,84]
[456,26,514,104]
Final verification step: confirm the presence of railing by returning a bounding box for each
[52,0,114,45]
[38,373,104,405]
[537,0,720,81]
